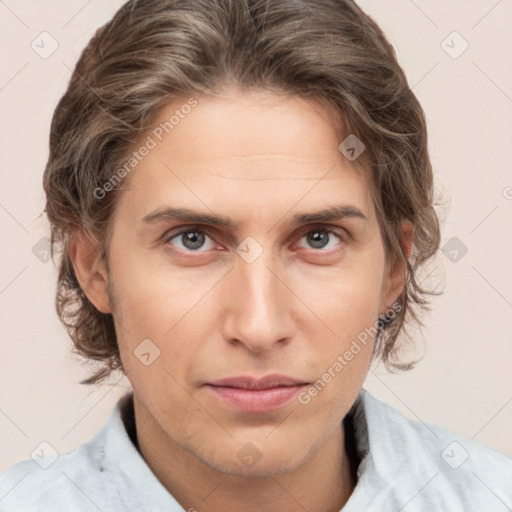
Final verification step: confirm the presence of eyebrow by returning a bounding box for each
[142,204,368,229]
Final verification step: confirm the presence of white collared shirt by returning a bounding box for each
[1,389,511,511]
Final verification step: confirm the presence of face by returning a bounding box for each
[75,87,407,477]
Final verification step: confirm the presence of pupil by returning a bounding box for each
[308,230,328,249]
[183,231,204,250]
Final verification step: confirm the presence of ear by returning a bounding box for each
[68,229,112,314]
[379,220,414,316]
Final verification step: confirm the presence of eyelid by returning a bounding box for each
[291,225,347,252]
[162,223,349,250]
[162,225,216,243]
[294,223,348,239]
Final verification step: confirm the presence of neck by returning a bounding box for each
[131,395,357,512]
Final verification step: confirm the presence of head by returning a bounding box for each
[44,0,441,476]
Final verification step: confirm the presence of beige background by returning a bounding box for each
[1,0,511,474]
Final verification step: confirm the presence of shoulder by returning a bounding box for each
[360,389,512,473]
[0,392,176,511]
[0,441,108,511]
[349,389,512,511]
[0,395,129,511]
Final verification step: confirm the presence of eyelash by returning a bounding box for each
[161,225,347,255]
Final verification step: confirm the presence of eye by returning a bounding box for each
[296,228,344,251]
[162,225,346,255]
[164,228,216,252]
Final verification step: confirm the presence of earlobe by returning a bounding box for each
[400,220,414,262]
[380,221,414,315]
[68,230,112,314]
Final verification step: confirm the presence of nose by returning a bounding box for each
[221,248,295,354]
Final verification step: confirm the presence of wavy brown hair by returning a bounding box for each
[43,0,442,385]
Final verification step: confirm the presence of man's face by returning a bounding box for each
[99,88,403,476]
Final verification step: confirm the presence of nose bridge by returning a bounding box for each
[223,244,292,352]
[241,252,278,314]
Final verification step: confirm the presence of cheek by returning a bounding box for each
[293,259,384,334]
[296,312,375,421]
[289,261,383,391]
[108,255,213,379]
[108,245,181,327]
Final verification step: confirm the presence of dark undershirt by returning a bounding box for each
[120,393,138,451]
[343,407,361,484]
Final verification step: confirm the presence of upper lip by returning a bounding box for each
[206,374,309,390]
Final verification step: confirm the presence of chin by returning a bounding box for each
[196,441,308,478]
[216,456,302,478]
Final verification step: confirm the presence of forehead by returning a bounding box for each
[116,89,375,222]
[143,89,351,168]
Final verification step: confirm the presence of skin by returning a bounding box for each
[70,87,412,512]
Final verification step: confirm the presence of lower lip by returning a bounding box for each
[205,384,306,412]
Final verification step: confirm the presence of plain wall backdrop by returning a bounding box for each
[1,0,511,474]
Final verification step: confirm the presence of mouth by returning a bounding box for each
[204,374,310,413]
